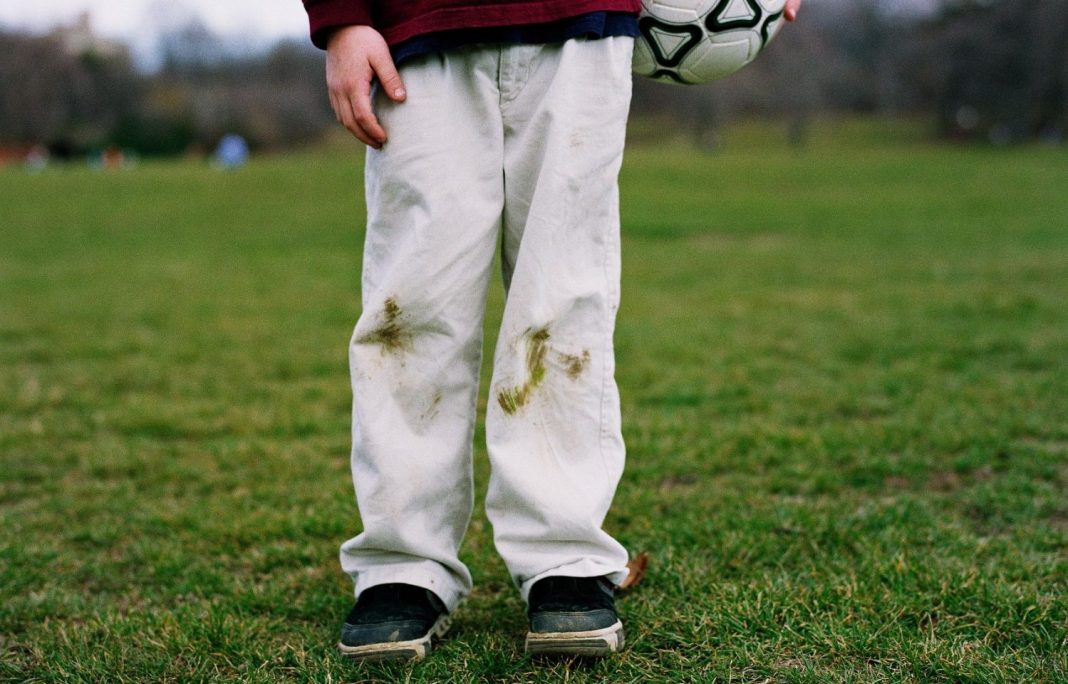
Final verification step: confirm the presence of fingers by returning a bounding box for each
[351,79,388,147]
[368,49,407,103]
[331,87,382,149]
[785,0,802,21]
[325,25,400,149]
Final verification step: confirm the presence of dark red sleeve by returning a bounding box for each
[303,0,374,49]
[376,1,641,46]
[302,0,642,50]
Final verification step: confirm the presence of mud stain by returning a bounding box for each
[497,327,550,415]
[356,297,411,354]
[559,350,591,380]
[420,391,442,422]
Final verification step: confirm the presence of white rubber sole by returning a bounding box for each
[337,612,452,662]
[525,620,625,657]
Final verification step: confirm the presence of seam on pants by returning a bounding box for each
[498,43,539,106]
[596,202,616,483]
[596,41,627,485]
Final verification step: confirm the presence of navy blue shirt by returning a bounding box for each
[392,11,639,66]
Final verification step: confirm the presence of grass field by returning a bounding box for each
[2,120,1067,682]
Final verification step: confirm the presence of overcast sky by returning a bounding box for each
[0,0,309,43]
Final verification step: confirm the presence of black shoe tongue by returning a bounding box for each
[533,577,611,611]
[350,584,434,623]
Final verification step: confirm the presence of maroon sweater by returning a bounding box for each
[303,0,642,49]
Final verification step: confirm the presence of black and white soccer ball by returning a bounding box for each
[633,0,788,85]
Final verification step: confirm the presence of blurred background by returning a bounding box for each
[1,0,1066,162]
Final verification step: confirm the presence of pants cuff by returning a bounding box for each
[518,559,630,605]
[352,561,469,613]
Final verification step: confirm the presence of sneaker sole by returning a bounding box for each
[524,620,624,657]
[337,612,452,662]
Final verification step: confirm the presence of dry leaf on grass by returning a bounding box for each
[617,552,650,592]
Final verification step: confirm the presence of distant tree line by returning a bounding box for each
[0,30,140,156]
[0,0,1064,156]
[0,21,333,157]
[918,0,1068,141]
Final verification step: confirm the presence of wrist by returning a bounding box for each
[326,24,374,51]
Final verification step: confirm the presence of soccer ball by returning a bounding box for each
[633,0,787,85]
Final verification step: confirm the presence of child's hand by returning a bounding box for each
[326,25,407,149]
[784,0,802,21]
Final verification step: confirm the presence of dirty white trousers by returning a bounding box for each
[340,36,634,612]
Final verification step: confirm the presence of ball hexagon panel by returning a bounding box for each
[679,38,755,82]
[645,0,717,23]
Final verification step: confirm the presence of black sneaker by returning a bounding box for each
[338,583,451,661]
[525,576,624,656]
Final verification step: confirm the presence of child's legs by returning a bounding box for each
[486,36,634,602]
[341,51,505,612]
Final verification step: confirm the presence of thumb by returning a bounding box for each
[369,49,406,102]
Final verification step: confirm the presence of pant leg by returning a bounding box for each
[486,37,635,602]
[341,49,504,612]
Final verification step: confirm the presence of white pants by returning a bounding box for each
[341,36,634,611]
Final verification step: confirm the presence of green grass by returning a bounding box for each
[2,122,1067,682]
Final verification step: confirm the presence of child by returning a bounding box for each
[301,0,801,661]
